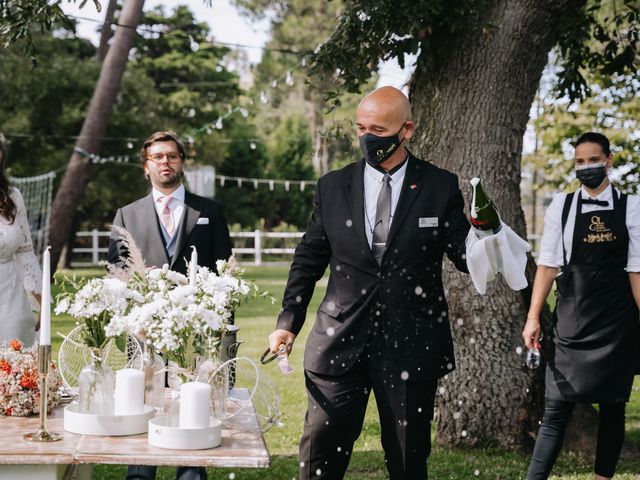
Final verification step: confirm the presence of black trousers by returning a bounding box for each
[526,399,626,479]
[125,466,207,480]
[299,323,438,480]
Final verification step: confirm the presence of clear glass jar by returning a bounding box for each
[167,360,192,427]
[78,351,114,415]
[142,344,165,412]
[196,355,229,420]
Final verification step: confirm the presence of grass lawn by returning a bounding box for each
[50,267,640,480]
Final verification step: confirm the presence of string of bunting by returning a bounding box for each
[6,17,312,151]
[63,10,309,141]
[74,147,136,164]
[65,13,306,56]
[9,24,315,189]
[216,175,315,192]
[189,66,300,139]
[73,146,316,191]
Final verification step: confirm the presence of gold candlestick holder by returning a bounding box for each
[24,344,62,442]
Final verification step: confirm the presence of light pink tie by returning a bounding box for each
[158,196,175,236]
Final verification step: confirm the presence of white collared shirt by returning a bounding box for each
[363,159,408,247]
[537,183,640,271]
[151,184,185,237]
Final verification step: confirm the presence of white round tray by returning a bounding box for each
[64,404,155,436]
[148,416,222,450]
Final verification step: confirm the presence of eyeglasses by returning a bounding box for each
[147,152,182,164]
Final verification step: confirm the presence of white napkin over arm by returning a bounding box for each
[465,222,531,295]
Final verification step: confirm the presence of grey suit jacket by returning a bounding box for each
[107,190,232,275]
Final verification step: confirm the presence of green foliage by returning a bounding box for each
[261,114,315,228]
[555,0,640,102]
[132,5,241,134]
[0,25,98,178]
[307,0,487,97]
[0,0,101,63]
[212,114,315,229]
[528,73,640,194]
[210,118,271,228]
[0,24,162,228]
[306,0,639,106]
[1,4,295,230]
[235,0,366,175]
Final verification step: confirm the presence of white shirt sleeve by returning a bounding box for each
[626,194,640,272]
[537,193,566,268]
[12,188,43,295]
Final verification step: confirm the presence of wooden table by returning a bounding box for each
[0,389,270,480]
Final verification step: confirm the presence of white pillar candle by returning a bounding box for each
[114,368,145,415]
[189,246,198,286]
[179,381,211,429]
[39,246,51,346]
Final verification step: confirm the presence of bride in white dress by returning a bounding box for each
[0,136,42,346]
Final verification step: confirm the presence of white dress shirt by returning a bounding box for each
[537,184,640,272]
[363,159,408,248]
[152,184,185,244]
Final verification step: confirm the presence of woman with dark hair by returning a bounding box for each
[523,132,640,479]
[0,134,42,346]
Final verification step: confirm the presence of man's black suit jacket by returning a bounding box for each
[277,153,470,381]
[107,190,232,275]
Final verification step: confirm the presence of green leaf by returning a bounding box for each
[115,333,127,353]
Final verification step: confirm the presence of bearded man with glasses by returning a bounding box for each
[107,131,232,480]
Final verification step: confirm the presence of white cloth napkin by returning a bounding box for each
[465,222,531,295]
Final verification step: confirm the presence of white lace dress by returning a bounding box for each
[0,188,42,346]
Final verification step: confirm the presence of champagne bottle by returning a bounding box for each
[469,177,501,234]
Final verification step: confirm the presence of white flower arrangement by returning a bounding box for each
[0,340,62,417]
[55,276,143,350]
[56,226,260,373]
[105,256,255,369]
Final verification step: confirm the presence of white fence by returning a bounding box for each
[70,230,304,267]
[229,230,303,265]
[71,230,542,268]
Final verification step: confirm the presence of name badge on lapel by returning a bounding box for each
[196,217,210,225]
[419,217,438,228]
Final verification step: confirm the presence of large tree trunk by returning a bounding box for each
[409,0,597,451]
[96,0,119,62]
[48,0,145,272]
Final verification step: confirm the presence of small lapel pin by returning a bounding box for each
[410,183,418,190]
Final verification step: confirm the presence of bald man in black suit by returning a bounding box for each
[268,87,471,480]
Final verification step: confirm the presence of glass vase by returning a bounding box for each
[142,344,165,412]
[167,360,195,427]
[196,354,229,420]
[78,351,114,415]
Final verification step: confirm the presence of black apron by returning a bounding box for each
[546,189,640,403]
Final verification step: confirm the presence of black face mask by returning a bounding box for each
[359,123,406,167]
[576,163,607,189]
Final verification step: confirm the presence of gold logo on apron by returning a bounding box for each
[583,215,616,243]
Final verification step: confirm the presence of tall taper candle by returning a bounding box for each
[189,245,198,286]
[39,246,51,346]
